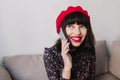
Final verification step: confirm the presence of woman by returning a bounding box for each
[43,6,96,80]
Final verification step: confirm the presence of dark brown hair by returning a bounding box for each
[53,12,95,52]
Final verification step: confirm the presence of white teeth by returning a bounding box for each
[72,38,80,40]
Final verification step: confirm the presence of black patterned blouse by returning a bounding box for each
[43,46,95,80]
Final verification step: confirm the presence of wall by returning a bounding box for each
[0,0,120,64]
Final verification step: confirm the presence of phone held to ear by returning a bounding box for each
[59,28,75,52]
[59,28,67,40]
[59,28,73,53]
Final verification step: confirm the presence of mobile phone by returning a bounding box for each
[59,28,67,40]
[59,28,72,52]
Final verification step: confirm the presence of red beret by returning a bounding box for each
[56,6,90,34]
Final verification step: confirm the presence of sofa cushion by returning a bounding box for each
[0,66,12,80]
[109,41,120,79]
[95,73,119,80]
[3,54,48,80]
[95,40,109,75]
[2,40,109,79]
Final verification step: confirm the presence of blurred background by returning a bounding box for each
[0,0,120,64]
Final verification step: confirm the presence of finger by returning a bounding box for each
[64,43,70,51]
[62,39,68,48]
[62,48,69,55]
[64,48,70,54]
[62,41,70,52]
[61,48,69,56]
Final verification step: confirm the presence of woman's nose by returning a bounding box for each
[74,28,81,35]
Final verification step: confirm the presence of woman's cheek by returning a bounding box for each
[66,30,72,35]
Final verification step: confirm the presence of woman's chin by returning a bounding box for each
[71,43,81,47]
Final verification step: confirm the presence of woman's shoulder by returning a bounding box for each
[43,46,61,62]
[44,45,59,56]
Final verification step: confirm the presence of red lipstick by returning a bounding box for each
[71,36,82,42]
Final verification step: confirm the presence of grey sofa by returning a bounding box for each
[0,40,120,80]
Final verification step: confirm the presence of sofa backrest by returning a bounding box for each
[3,54,48,80]
[0,66,12,80]
[95,40,109,75]
[109,41,120,79]
[2,40,109,80]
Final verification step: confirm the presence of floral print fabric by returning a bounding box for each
[43,46,95,80]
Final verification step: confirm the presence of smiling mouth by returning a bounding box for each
[71,36,82,42]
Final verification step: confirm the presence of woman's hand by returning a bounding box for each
[61,39,72,79]
[61,39,72,69]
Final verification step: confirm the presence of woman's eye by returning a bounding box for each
[69,25,74,29]
[80,25,86,29]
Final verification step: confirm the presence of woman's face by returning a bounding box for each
[65,23,87,47]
